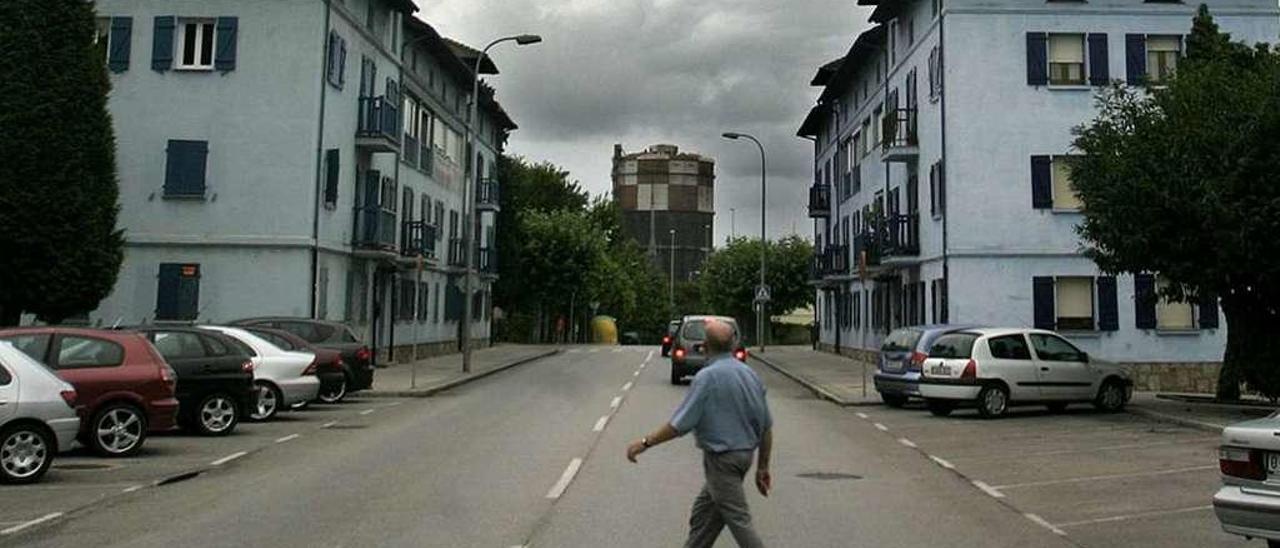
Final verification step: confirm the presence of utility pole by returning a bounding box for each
[730,208,736,239]
[722,132,767,351]
[669,228,676,312]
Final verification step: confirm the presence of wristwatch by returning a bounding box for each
[641,437,652,448]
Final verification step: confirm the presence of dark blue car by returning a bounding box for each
[874,324,980,407]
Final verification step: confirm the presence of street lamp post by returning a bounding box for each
[730,208,736,239]
[461,33,541,373]
[722,132,767,351]
[669,228,676,312]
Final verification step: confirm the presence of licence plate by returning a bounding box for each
[1268,453,1280,475]
[929,364,951,376]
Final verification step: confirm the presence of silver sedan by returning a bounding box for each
[0,341,80,484]
[1215,412,1280,546]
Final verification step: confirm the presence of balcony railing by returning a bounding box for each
[881,107,918,161]
[403,134,419,166]
[447,238,466,267]
[883,213,920,257]
[357,96,399,149]
[477,247,497,274]
[852,230,882,271]
[810,244,848,279]
[354,205,397,251]
[808,184,831,218]
[400,221,438,259]
[476,179,501,211]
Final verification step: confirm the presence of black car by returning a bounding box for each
[239,326,349,404]
[128,326,256,436]
[229,317,374,392]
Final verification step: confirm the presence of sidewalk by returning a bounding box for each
[1127,392,1275,432]
[749,345,881,406]
[363,344,560,397]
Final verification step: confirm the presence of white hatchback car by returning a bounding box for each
[0,341,80,484]
[199,326,319,421]
[918,327,1131,418]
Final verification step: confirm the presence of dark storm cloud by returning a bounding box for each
[418,0,869,241]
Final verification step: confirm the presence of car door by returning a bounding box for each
[150,330,214,401]
[1028,333,1094,400]
[196,332,255,388]
[985,334,1041,401]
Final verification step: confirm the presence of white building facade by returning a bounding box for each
[799,0,1279,391]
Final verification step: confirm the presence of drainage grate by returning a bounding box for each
[156,471,201,486]
[52,463,116,471]
[797,472,862,481]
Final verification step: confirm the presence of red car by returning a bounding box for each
[0,328,179,457]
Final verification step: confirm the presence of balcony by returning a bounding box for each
[882,212,920,258]
[852,230,882,272]
[353,204,397,254]
[808,184,831,218]
[447,238,466,267]
[809,244,848,281]
[400,221,438,260]
[476,179,501,212]
[356,96,399,153]
[880,107,919,162]
[477,247,498,276]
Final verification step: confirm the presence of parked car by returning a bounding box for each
[661,320,681,357]
[0,341,79,484]
[669,315,748,385]
[200,326,320,421]
[0,328,179,457]
[239,326,348,404]
[125,326,256,436]
[1214,414,1280,546]
[874,324,979,408]
[918,327,1131,418]
[229,318,374,392]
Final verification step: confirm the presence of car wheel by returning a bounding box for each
[926,399,954,417]
[317,376,348,404]
[88,403,147,458]
[195,393,239,436]
[881,393,909,408]
[1046,402,1069,413]
[1094,379,1128,413]
[250,382,282,421]
[0,423,53,484]
[976,385,1010,419]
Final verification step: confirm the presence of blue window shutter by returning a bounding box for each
[177,266,201,320]
[108,17,132,73]
[1126,34,1146,85]
[338,37,347,87]
[326,32,337,85]
[1033,277,1055,330]
[1134,273,1157,329]
[156,264,181,320]
[1026,32,1048,86]
[1198,293,1219,329]
[1087,34,1109,86]
[164,140,209,196]
[1031,155,1052,209]
[152,16,175,71]
[214,17,238,71]
[324,148,340,204]
[1097,276,1118,331]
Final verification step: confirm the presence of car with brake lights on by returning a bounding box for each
[917,327,1131,418]
[669,316,748,385]
[874,324,979,408]
[0,341,80,484]
[1214,414,1280,547]
[661,320,681,357]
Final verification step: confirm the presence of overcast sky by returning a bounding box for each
[416,0,870,245]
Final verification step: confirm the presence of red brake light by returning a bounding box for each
[673,348,686,360]
[1220,446,1266,480]
[911,351,927,365]
[734,349,747,361]
[662,336,671,344]
[59,390,77,408]
[960,359,977,380]
[355,346,372,362]
[241,360,255,373]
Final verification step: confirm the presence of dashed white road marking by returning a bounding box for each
[897,438,917,448]
[1056,505,1212,528]
[546,458,584,499]
[122,485,144,494]
[359,409,375,416]
[928,455,955,470]
[633,370,640,377]
[1,513,63,535]
[1024,513,1068,536]
[593,416,609,432]
[646,350,654,361]
[992,464,1216,490]
[855,412,869,419]
[385,401,403,407]
[209,450,247,463]
[622,382,633,391]
[322,421,338,428]
[873,423,889,432]
[275,434,300,443]
[972,480,1005,499]
[610,396,622,409]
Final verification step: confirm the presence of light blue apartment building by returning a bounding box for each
[799,0,1279,391]
[80,0,514,361]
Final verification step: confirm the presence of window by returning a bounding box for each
[324,148,340,206]
[164,140,209,197]
[906,18,914,47]
[0,366,9,386]
[929,333,977,359]
[418,281,430,321]
[1055,277,1094,331]
[1029,334,1087,362]
[318,267,329,319]
[1048,34,1085,85]
[435,201,445,241]
[202,334,231,356]
[95,18,112,62]
[176,19,215,70]
[156,263,200,321]
[433,283,441,323]
[1,334,50,362]
[326,31,346,89]
[1051,156,1082,210]
[55,336,124,369]
[871,107,881,148]
[929,160,945,218]
[928,46,942,100]
[1155,276,1194,329]
[151,331,207,359]
[1146,36,1180,83]
[988,335,1032,360]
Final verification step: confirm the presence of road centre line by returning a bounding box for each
[593,416,609,432]
[1056,505,1213,528]
[1024,513,1067,536]
[855,412,869,419]
[322,421,338,428]
[1,513,63,536]
[971,480,1005,499]
[873,423,889,432]
[622,382,633,391]
[929,455,955,470]
[633,370,640,377]
[897,438,917,448]
[359,409,375,415]
[546,458,584,499]
[991,464,1217,490]
[122,485,144,493]
[275,434,300,443]
[610,396,622,409]
[210,451,248,466]
[646,350,654,361]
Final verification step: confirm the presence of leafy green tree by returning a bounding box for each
[1069,5,1280,399]
[517,209,606,340]
[0,0,125,325]
[584,198,671,342]
[699,236,814,344]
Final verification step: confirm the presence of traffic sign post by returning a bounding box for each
[754,285,771,304]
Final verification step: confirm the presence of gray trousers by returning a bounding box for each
[684,450,764,548]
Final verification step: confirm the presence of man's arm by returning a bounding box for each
[626,423,679,462]
[755,428,773,496]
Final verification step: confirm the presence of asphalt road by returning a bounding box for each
[2,346,1157,547]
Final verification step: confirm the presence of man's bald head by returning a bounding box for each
[704,320,735,355]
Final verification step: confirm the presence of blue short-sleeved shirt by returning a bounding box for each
[669,354,773,453]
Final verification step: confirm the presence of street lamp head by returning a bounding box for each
[722,132,741,140]
[515,34,543,45]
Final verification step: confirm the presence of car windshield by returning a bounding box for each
[929,333,978,359]
[881,329,922,353]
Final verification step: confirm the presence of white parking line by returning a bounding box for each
[210,451,248,466]
[1024,513,1067,536]
[322,421,338,428]
[897,438,917,448]
[1,513,63,535]
[359,409,375,416]
[275,434,300,443]
[633,370,640,377]
[953,437,1219,463]
[971,480,1005,499]
[546,458,584,499]
[622,382,633,391]
[121,485,144,494]
[1056,505,1212,528]
[992,464,1217,490]
[593,416,609,432]
[855,412,869,419]
[928,455,955,470]
[610,396,622,409]
[873,423,889,432]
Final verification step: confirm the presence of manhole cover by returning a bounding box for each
[53,463,116,471]
[326,424,367,430]
[797,472,862,481]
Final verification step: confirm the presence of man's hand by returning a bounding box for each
[755,468,772,497]
[626,439,647,463]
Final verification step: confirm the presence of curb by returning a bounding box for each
[1126,406,1226,433]
[749,353,880,407]
[361,349,561,398]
